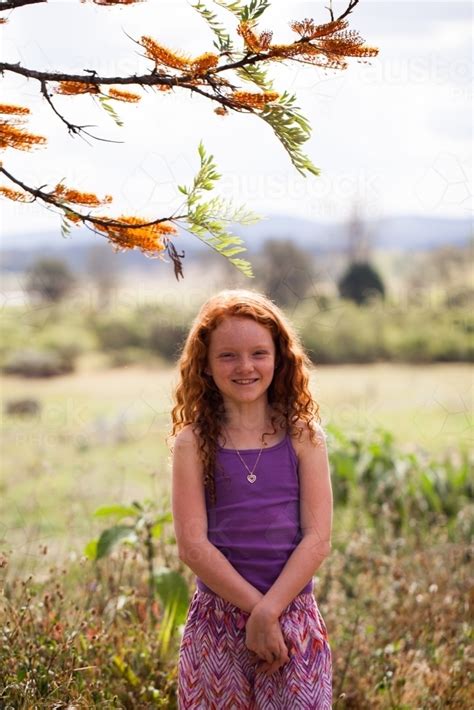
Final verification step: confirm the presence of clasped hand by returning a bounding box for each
[245,605,290,676]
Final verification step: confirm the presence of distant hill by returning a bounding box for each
[1,214,471,273]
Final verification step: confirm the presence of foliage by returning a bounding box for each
[24,257,76,303]
[2,347,77,377]
[255,237,315,306]
[326,423,474,540]
[338,260,386,305]
[178,142,259,276]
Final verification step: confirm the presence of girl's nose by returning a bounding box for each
[235,356,254,372]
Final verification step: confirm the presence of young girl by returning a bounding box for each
[171,289,333,709]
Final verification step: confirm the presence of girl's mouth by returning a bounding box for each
[232,379,258,385]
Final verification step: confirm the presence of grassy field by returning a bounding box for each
[1,361,472,708]
[1,361,472,577]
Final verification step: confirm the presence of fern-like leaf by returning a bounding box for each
[214,0,270,22]
[98,95,124,127]
[260,91,320,176]
[180,143,260,276]
[191,1,234,52]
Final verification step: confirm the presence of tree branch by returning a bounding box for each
[38,80,123,144]
[0,0,46,10]
[0,164,186,230]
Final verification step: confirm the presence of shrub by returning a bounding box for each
[338,261,385,305]
[2,348,76,377]
[146,319,188,361]
[25,258,77,303]
[93,317,145,351]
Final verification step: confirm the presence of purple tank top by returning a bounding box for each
[195,431,314,597]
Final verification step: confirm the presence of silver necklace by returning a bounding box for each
[223,428,267,484]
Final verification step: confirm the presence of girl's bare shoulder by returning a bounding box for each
[290,419,328,456]
[173,424,202,455]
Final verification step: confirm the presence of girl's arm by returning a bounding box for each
[172,425,264,614]
[251,421,333,620]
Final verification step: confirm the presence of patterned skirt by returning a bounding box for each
[178,588,332,709]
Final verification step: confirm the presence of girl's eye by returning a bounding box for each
[255,351,267,356]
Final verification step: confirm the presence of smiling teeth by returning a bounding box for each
[234,379,257,384]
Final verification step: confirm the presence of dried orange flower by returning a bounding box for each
[0,122,47,151]
[214,106,228,116]
[237,21,273,52]
[290,18,349,39]
[56,82,100,95]
[108,88,142,103]
[64,210,83,223]
[0,186,32,202]
[140,37,191,71]
[273,17,378,67]
[0,18,7,24]
[93,215,178,256]
[0,104,30,116]
[53,183,113,206]
[191,52,219,74]
[231,90,279,109]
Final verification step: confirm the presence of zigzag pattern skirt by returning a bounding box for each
[178,588,332,709]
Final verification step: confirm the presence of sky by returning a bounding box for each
[0,0,472,243]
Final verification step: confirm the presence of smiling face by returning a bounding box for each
[206,316,276,409]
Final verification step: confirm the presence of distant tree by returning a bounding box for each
[345,204,373,263]
[338,261,385,305]
[86,243,119,309]
[25,257,76,303]
[257,238,315,307]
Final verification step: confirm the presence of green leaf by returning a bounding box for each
[98,95,124,127]
[113,655,139,687]
[191,1,234,52]
[154,566,190,629]
[96,525,137,560]
[236,64,274,90]
[60,212,73,239]
[93,504,139,520]
[260,91,320,176]
[83,539,98,560]
[214,0,270,21]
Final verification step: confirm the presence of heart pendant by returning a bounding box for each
[247,473,256,483]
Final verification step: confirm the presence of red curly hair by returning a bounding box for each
[170,289,321,505]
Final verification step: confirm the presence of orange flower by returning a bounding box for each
[56,82,100,95]
[231,90,279,109]
[214,106,228,116]
[0,186,32,202]
[290,18,349,40]
[0,104,30,115]
[53,183,113,206]
[64,210,83,224]
[272,18,378,67]
[140,37,191,71]
[191,52,219,74]
[108,88,142,103]
[93,215,178,256]
[0,121,46,151]
[237,21,273,52]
